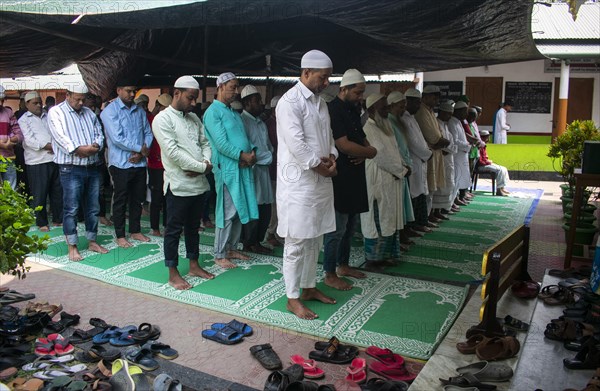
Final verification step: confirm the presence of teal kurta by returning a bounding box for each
[388,113,415,225]
[203,100,258,228]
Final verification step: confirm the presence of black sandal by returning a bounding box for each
[249,343,282,370]
[308,337,354,364]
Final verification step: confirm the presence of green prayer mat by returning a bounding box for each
[28,223,466,360]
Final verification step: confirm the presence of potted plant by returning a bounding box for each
[0,157,48,280]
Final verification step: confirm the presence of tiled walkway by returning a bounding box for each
[1,179,594,390]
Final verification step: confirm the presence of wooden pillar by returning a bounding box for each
[554,60,570,139]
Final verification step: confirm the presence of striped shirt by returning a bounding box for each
[47,101,104,165]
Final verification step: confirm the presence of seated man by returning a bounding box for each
[477,130,510,196]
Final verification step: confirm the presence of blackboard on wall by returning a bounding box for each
[424,81,463,101]
[505,81,552,113]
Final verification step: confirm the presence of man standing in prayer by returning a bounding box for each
[240,84,274,255]
[264,96,284,248]
[400,89,433,233]
[203,72,258,269]
[387,91,417,246]
[493,101,512,144]
[277,50,338,320]
[323,69,376,291]
[18,91,63,232]
[433,101,458,218]
[48,83,109,261]
[477,130,511,196]
[361,93,407,268]
[414,85,450,225]
[152,76,215,290]
[447,101,472,205]
[101,79,153,247]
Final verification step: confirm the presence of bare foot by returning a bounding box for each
[89,241,109,254]
[150,229,163,237]
[68,244,83,261]
[130,233,150,242]
[99,216,113,226]
[116,237,133,248]
[39,226,50,232]
[337,265,366,279]
[215,258,237,269]
[301,288,336,304]
[227,250,250,260]
[286,298,318,320]
[168,267,192,290]
[324,273,353,291]
[189,260,215,279]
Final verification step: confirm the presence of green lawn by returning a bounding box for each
[506,135,552,144]
[487,144,556,172]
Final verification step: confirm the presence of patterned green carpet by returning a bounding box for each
[28,222,467,360]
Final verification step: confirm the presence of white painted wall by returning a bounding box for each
[424,60,600,134]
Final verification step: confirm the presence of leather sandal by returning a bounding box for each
[545,319,596,341]
[475,336,520,361]
[456,334,490,354]
[564,339,600,370]
[308,337,354,364]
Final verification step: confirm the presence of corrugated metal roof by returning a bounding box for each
[532,2,600,40]
[536,44,600,58]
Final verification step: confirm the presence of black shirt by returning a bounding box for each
[328,96,369,214]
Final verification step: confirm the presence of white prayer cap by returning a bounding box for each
[67,82,89,94]
[231,100,243,110]
[301,50,332,69]
[270,96,281,108]
[404,88,421,98]
[24,91,40,102]
[439,101,455,113]
[157,93,172,107]
[454,101,469,110]
[340,69,365,87]
[468,107,478,114]
[216,72,236,88]
[0,85,5,99]
[134,94,149,104]
[387,91,405,105]
[366,93,385,109]
[423,84,441,94]
[174,75,199,90]
[241,85,260,99]
[479,130,490,136]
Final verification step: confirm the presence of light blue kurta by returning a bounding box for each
[241,110,274,205]
[203,100,258,228]
[389,113,415,224]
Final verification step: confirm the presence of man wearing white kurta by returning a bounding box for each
[433,101,458,215]
[447,101,472,203]
[493,101,512,144]
[276,50,338,320]
[400,89,433,232]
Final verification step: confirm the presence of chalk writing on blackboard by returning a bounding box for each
[505,82,552,114]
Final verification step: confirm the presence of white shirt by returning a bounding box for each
[275,81,338,239]
[399,112,431,198]
[448,116,471,189]
[494,108,509,144]
[18,111,54,165]
[152,106,211,197]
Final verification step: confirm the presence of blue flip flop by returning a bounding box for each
[201,326,243,345]
[109,326,137,347]
[210,319,253,337]
[92,326,122,344]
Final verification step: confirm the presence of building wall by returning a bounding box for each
[424,59,600,135]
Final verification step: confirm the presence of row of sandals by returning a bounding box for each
[0,291,182,391]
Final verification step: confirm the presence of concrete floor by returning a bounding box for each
[1,179,595,390]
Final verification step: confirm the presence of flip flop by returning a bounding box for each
[369,361,417,383]
[109,329,136,347]
[88,345,121,362]
[92,326,123,344]
[47,334,74,356]
[201,327,243,345]
[32,370,71,380]
[345,357,367,384]
[0,291,36,305]
[142,341,179,360]
[124,347,159,372]
[211,319,253,337]
[290,355,325,379]
[34,338,55,356]
[365,346,405,367]
[131,323,161,342]
[22,354,75,371]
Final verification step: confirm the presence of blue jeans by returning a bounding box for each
[323,211,358,273]
[0,160,17,190]
[59,164,100,245]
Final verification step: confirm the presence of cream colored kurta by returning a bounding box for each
[275,81,338,239]
[360,118,408,239]
[433,118,457,209]
[414,104,446,192]
[399,112,431,198]
[447,116,472,190]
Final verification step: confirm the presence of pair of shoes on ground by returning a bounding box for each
[34,333,74,356]
[366,346,415,383]
[308,337,358,365]
[124,341,179,371]
[439,361,513,390]
[201,319,252,345]
[93,323,161,346]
